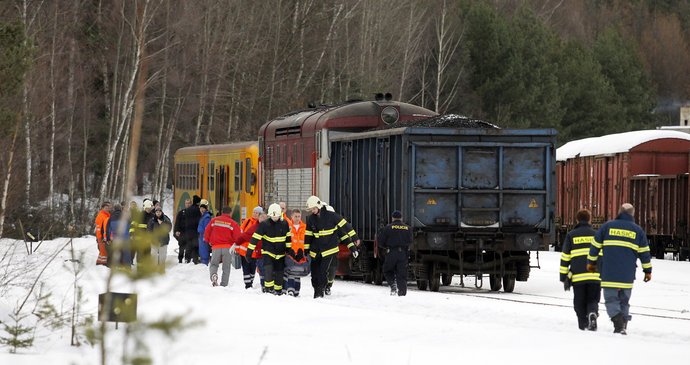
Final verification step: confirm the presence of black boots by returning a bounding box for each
[612,313,627,335]
[587,312,598,331]
[390,284,398,296]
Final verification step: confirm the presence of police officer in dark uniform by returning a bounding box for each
[377,210,413,296]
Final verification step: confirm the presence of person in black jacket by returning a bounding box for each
[304,196,358,299]
[377,210,413,296]
[174,198,191,263]
[246,203,291,295]
[182,195,202,264]
[148,206,172,273]
[559,209,601,331]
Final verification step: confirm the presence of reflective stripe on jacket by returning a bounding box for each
[588,213,652,288]
[559,221,600,284]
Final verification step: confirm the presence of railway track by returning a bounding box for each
[406,284,690,321]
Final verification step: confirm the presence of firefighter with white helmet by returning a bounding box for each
[305,196,360,298]
[246,203,292,295]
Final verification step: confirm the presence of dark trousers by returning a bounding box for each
[383,249,409,296]
[326,258,337,289]
[311,253,336,297]
[177,236,186,263]
[573,282,601,329]
[183,232,199,263]
[263,257,285,292]
[241,256,257,288]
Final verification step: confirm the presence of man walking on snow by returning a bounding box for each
[587,203,652,335]
[204,206,241,287]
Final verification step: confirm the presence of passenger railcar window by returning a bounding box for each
[234,160,242,192]
[208,162,215,191]
[245,158,252,193]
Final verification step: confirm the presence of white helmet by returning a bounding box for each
[306,195,323,209]
[267,203,282,220]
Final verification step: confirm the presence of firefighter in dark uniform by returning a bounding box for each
[587,203,652,335]
[246,203,291,295]
[559,209,601,330]
[377,210,412,296]
[305,196,359,299]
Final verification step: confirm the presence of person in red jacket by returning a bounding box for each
[204,206,241,287]
[237,206,264,288]
[94,201,111,266]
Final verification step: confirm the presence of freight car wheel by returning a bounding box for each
[655,245,665,260]
[442,274,453,286]
[503,275,516,293]
[428,265,441,292]
[373,264,384,286]
[489,275,502,291]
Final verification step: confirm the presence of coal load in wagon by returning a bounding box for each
[378,114,500,130]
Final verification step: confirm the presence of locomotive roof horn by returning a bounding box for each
[384,92,393,101]
[375,93,384,101]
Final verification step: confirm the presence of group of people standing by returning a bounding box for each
[94,198,172,272]
[560,203,653,335]
[198,195,363,298]
[94,193,413,299]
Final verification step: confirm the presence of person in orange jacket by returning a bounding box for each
[285,208,307,296]
[204,206,241,287]
[237,206,264,288]
[94,201,111,266]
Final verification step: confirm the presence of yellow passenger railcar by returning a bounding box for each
[173,141,259,223]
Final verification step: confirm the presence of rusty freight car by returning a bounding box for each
[556,130,690,260]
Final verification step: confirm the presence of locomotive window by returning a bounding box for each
[276,145,281,167]
[282,144,286,165]
[300,144,304,165]
[234,160,243,192]
[293,144,297,166]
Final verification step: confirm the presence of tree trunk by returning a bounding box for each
[66,0,80,223]
[0,118,21,238]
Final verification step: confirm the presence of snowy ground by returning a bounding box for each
[1,234,688,365]
[2,191,690,365]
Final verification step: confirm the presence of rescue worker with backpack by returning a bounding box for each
[246,204,291,295]
[559,209,601,330]
[304,196,359,298]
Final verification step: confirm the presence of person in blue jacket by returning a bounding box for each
[587,203,652,335]
[197,199,212,265]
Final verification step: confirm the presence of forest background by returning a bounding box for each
[1,0,689,236]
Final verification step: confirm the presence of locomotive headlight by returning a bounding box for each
[381,106,399,125]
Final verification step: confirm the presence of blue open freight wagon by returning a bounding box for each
[329,126,557,292]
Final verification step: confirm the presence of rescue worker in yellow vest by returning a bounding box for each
[305,196,359,298]
[587,203,652,335]
[377,210,413,296]
[246,203,291,295]
[559,209,600,330]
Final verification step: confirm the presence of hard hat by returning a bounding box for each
[143,200,153,209]
[267,203,282,219]
[306,195,323,209]
[200,199,209,207]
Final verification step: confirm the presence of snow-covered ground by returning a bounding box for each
[1,235,689,364]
